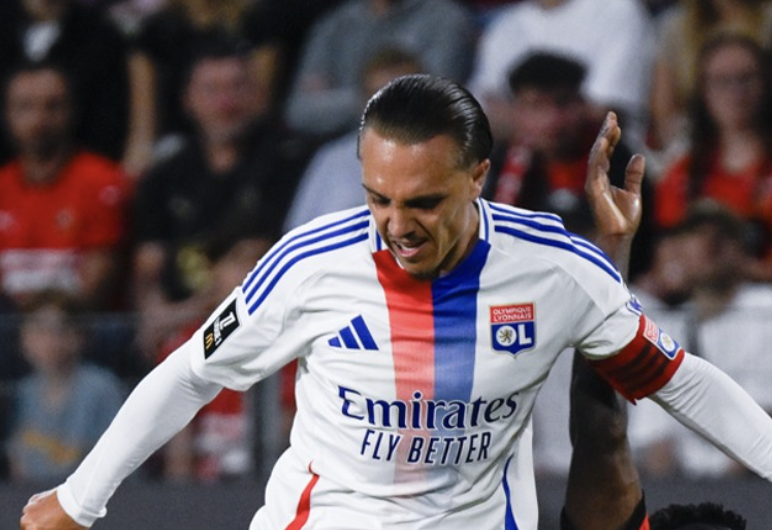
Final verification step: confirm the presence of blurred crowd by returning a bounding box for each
[2,0,772,487]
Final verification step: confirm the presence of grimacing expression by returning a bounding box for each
[360,128,489,279]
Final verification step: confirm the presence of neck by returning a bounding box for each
[22,147,71,185]
[205,141,239,174]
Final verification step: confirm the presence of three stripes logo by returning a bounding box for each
[328,315,378,351]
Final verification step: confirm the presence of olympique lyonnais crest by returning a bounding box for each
[490,303,536,355]
[642,315,681,360]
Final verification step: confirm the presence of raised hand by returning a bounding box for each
[585,112,645,277]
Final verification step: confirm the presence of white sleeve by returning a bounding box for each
[650,353,772,481]
[56,343,222,527]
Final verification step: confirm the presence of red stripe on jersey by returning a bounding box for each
[589,315,684,402]
[373,250,435,402]
[283,464,320,530]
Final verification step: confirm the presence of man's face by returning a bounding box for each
[184,57,254,145]
[511,87,586,157]
[5,69,72,159]
[360,128,488,279]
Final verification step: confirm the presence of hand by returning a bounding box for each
[20,489,86,530]
[586,112,645,276]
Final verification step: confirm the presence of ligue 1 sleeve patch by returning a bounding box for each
[203,299,241,359]
[490,303,536,355]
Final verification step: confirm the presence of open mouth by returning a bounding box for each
[391,240,426,260]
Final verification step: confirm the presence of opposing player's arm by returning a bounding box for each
[563,111,647,530]
[584,111,644,278]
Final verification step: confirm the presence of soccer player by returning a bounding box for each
[21,75,772,530]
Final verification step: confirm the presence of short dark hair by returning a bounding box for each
[649,502,747,530]
[507,51,587,94]
[181,30,252,90]
[676,199,754,253]
[3,60,73,106]
[358,74,493,168]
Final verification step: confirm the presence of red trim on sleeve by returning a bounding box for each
[284,463,320,530]
[590,315,684,403]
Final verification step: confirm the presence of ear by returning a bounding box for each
[470,158,490,199]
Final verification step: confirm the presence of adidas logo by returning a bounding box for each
[328,315,378,351]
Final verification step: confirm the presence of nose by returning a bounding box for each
[387,206,415,239]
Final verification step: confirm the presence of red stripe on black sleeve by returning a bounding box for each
[589,315,684,403]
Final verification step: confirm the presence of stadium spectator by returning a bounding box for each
[484,51,654,277]
[0,0,154,177]
[132,0,277,145]
[0,62,130,312]
[6,290,125,485]
[131,34,308,361]
[654,33,772,282]
[283,0,478,139]
[467,0,655,146]
[283,47,424,232]
[647,0,772,155]
[629,201,772,479]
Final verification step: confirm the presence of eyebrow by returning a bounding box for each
[361,184,447,208]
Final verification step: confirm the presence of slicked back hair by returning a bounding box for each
[358,74,493,169]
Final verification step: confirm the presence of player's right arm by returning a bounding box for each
[20,342,223,529]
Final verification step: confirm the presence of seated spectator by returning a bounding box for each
[0,0,155,177]
[647,0,772,154]
[6,290,125,485]
[283,47,423,232]
[0,62,131,312]
[131,35,308,360]
[654,33,772,281]
[467,0,655,146]
[133,0,277,144]
[484,51,654,277]
[283,0,477,139]
[629,201,772,479]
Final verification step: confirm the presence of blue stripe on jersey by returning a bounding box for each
[244,232,369,314]
[502,455,520,530]
[431,241,489,409]
[352,315,378,350]
[488,201,562,223]
[242,209,370,297]
[490,206,621,282]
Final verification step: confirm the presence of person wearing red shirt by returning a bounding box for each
[654,33,772,281]
[0,62,129,311]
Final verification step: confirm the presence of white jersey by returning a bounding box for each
[189,199,641,530]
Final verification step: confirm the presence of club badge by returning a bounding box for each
[641,315,681,360]
[491,303,536,355]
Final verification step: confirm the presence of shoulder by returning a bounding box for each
[241,206,373,312]
[65,152,128,196]
[485,200,622,284]
[77,364,124,393]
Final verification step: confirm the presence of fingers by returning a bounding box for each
[588,112,620,179]
[624,153,645,196]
